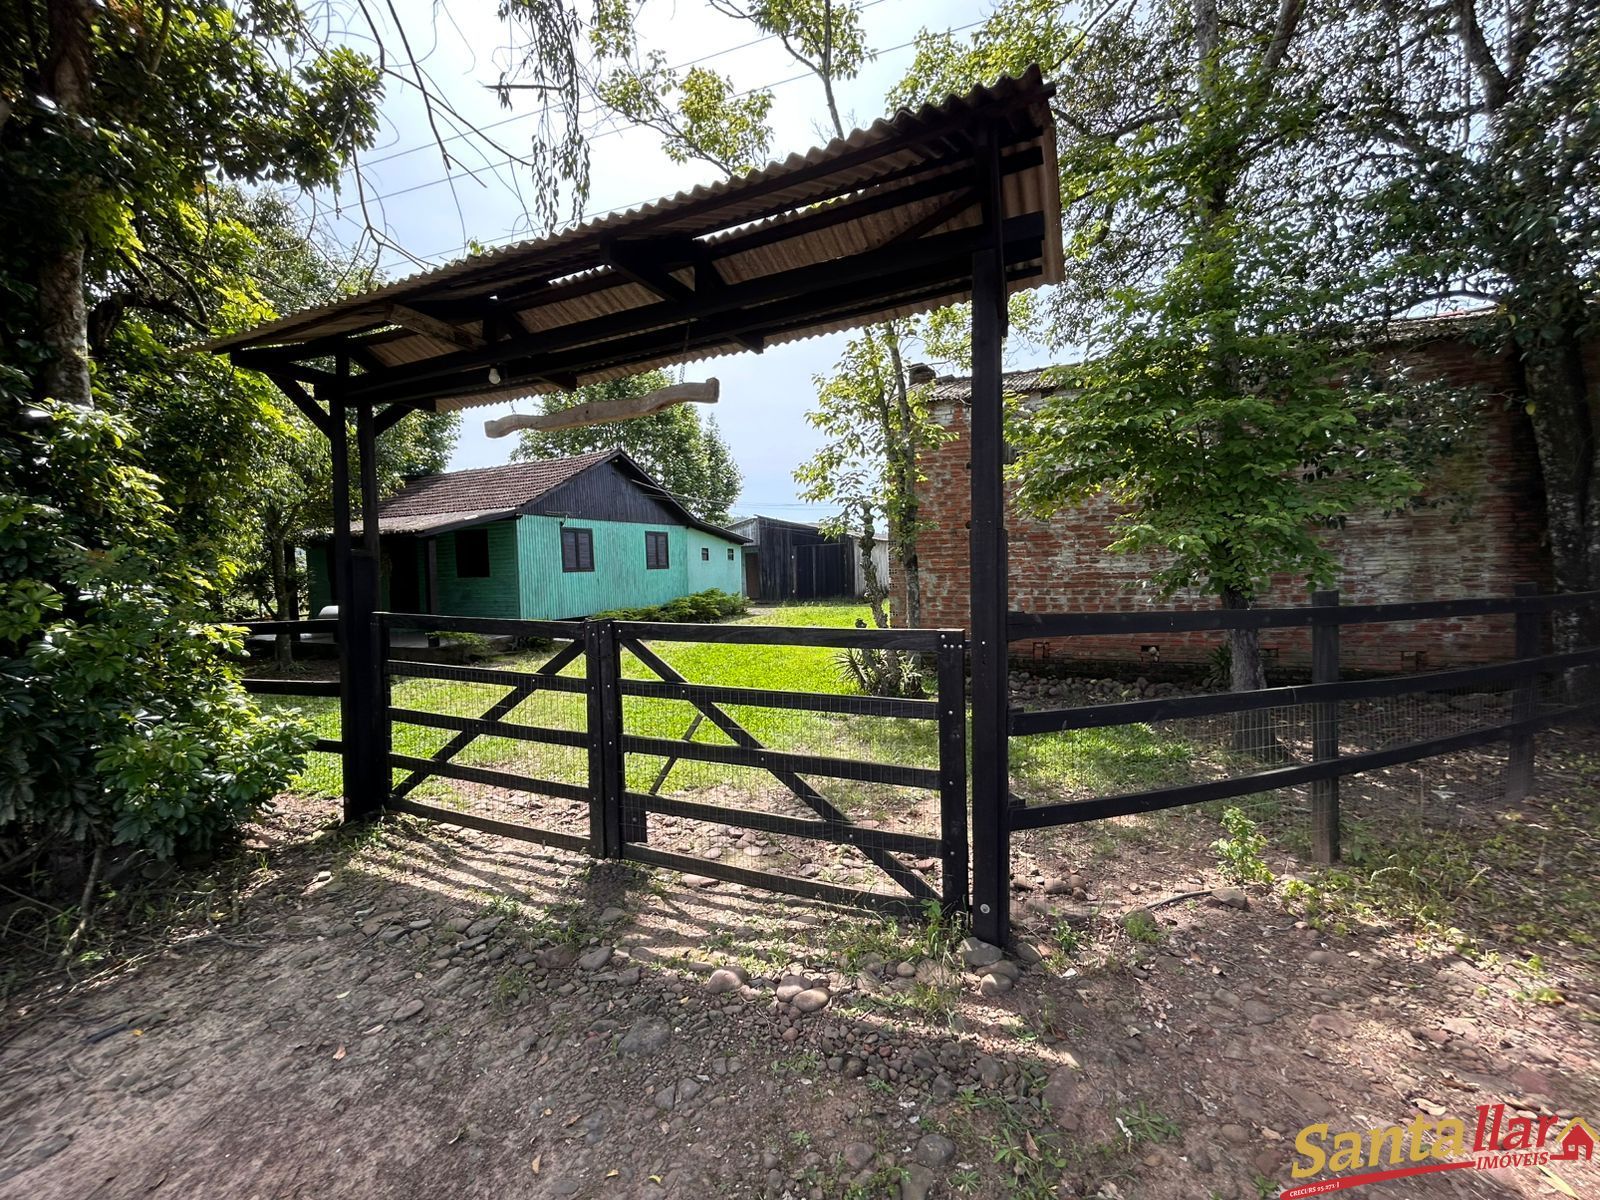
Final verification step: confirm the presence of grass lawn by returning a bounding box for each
[256,601,1199,811]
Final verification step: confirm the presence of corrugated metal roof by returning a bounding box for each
[929,367,1063,402]
[210,69,1063,413]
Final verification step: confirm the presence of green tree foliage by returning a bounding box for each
[596,52,775,174]
[0,1,384,875]
[0,399,309,869]
[1337,1,1600,660]
[706,0,872,136]
[894,2,1454,727]
[795,323,973,627]
[512,372,742,524]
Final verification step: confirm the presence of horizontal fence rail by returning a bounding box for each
[619,676,939,719]
[381,612,585,640]
[1011,696,1600,830]
[224,619,344,756]
[1010,645,1600,736]
[613,619,949,650]
[234,618,340,636]
[1008,588,1600,639]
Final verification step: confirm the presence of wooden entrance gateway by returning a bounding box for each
[210,69,1064,943]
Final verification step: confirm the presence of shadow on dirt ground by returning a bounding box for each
[2,731,1596,1200]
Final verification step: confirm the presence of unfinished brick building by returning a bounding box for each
[892,315,1560,674]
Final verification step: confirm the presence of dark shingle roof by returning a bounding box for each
[343,448,748,543]
[378,450,615,519]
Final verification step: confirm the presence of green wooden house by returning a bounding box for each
[306,449,748,620]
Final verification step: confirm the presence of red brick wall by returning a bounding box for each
[893,336,1555,673]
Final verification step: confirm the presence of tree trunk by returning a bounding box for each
[1515,325,1600,698]
[855,512,903,696]
[1223,589,1285,759]
[38,236,92,407]
[38,0,95,409]
[884,331,925,629]
[270,534,295,673]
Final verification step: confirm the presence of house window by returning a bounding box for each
[701,547,710,561]
[645,530,670,570]
[455,528,490,578]
[727,548,735,561]
[561,527,594,573]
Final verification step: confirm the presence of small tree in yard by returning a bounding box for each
[794,327,952,696]
[1016,245,1423,751]
[1009,0,1430,754]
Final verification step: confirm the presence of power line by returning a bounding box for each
[271,0,902,198]
[304,13,992,266]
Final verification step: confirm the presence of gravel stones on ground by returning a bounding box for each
[618,1019,671,1056]
[705,967,746,995]
[791,987,830,1013]
[576,945,613,971]
[979,972,1014,997]
[899,1164,936,1200]
[912,1133,956,1169]
[841,1142,875,1170]
[959,937,1003,969]
[537,944,578,969]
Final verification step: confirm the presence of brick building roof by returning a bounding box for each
[925,308,1510,405]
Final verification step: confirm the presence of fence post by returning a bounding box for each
[967,124,1012,948]
[375,614,392,806]
[585,620,628,856]
[1505,581,1540,802]
[936,632,969,917]
[1310,590,1341,864]
[606,621,642,847]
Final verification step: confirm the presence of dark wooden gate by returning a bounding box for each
[375,612,967,913]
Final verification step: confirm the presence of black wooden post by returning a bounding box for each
[1506,580,1540,802]
[327,394,359,818]
[936,631,969,915]
[1310,590,1341,863]
[604,621,637,847]
[968,124,1011,947]
[585,620,628,855]
[343,396,387,819]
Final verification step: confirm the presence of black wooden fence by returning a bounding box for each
[1004,586,1600,868]
[233,618,343,756]
[229,588,1597,942]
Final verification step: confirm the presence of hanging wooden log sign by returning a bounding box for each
[483,379,720,438]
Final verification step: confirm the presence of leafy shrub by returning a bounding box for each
[592,588,749,624]
[835,645,928,698]
[1212,805,1275,884]
[1,401,310,869]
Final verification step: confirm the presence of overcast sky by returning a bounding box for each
[290,0,1055,521]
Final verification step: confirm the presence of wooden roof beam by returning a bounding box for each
[343,213,1043,405]
[386,303,485,350]
[376,226,1046,409]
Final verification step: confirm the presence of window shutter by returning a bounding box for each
[562,527,594,572]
